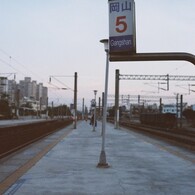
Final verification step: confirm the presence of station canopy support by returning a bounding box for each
[110,52,195,66]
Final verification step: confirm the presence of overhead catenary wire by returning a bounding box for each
[0,48,47,83]
[0,48,74,106]
[50,76,74,91]
[0,48,75,94]
[0,58,26,77]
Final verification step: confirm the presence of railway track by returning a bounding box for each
[0,119,73,159]
[109,118,195,151]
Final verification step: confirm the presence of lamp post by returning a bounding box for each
[97,39,109,168]
[74,72,77,129]
[93,90,97,131]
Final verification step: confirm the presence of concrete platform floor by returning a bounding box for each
[2,120,195,195]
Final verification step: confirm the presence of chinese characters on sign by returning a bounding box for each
[109,0,136,54]
[110,1,131,13]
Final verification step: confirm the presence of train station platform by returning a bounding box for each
[3,120,195,194]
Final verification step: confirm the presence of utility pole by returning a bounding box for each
[82,98,84,120]
[46,97,48,119]
[176,94,179,128]
[180,95,183,128]
[52,101,54,119]
[98,96,101,120]
[115,69,119,129]
[159,98,162,113]
[167,74,169,91]
[74,72,77,129]
[40,97,42,118]
[16,89,20,118]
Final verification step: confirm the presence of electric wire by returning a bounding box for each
[50,76,73,91]
[0,58,26,77]
[0,48,74,105]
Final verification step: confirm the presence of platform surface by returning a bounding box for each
[4,120,195,195]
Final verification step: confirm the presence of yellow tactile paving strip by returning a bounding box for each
[0,128,73,194]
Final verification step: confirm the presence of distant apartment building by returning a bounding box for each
[7,79,17,103]
[42,87,48,106]
[0,77,8,98]
[1,77,48,107]
[19,77,31,98]
[19,78,48,105]
[31,80,37,99]
[36,82,43,100]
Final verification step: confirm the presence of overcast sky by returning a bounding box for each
[1,0,195,109]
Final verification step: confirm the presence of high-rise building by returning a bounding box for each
[31,81,37,99]
[36,83,43,101]
[0,77,8,98]
[42,87,48,106]
[17,77,48,106]
[19,77,31,98]
[7,80,17,103]
[1,77,48,114]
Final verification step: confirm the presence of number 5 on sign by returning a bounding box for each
[116,16,127,33]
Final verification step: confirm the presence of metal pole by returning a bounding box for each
[98,97,101,120]
[176,94,179,128]
[52,101,53,119]
[138,95,140,104]
[102,92,104,119]
[167,74,169,91]
[74,72,77,129]
[101,92,104,136]
[40,97,42,118]
[115,69,119,129]
[98,39,109,167]
[159,98,162,113]
[82,98,84,120]
[180,94,183,128]
[46,97,48,119]
[16,89,20,118]
[93,90,97,131]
